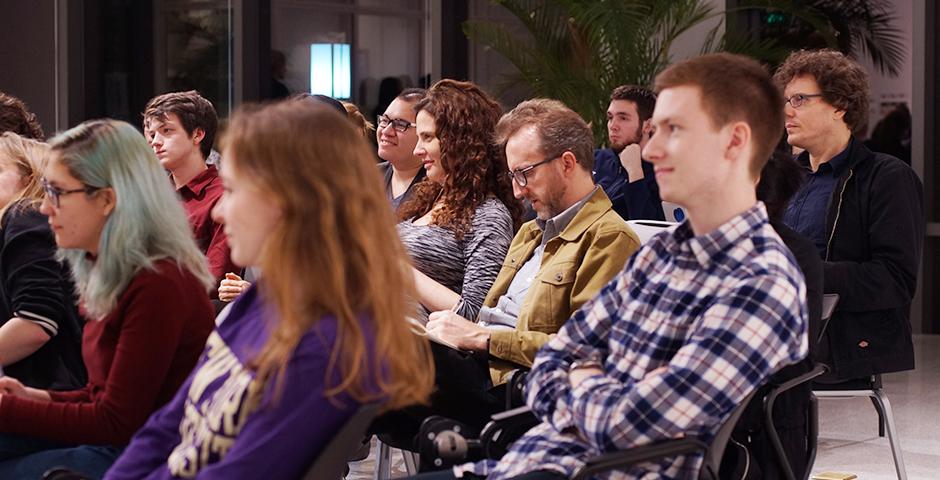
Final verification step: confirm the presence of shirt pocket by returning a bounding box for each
[526,261,578,331]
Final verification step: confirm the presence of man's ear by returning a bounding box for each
[98,187,117,217]
[833,109,847,122]
[724,121,751,165]
[642,119,653,137]
[559,151,579,175]
[191,127,206,146]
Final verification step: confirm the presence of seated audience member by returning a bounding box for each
[425,53,808,480]
[0,119,216,478]
[106,100,434,479]
[414,99,640,429]
[0,92,44,140]
[143,90,237,293]
[593,85,664,221]
[723,150,823,479]
[397,80,521,322]
[378,88,428,211]
[0,133,85,390]
[774,50,924,381]
[342,101,375,140]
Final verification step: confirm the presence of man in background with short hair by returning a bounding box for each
[143,90,236,296]
[593,85,664,221]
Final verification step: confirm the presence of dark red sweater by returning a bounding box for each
[0,259,214,446]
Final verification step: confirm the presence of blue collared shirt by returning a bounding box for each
[459,202,808,479]
[783,140,852,257]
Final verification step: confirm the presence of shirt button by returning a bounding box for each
[555,273,563,281]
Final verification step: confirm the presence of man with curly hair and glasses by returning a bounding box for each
[774,49,924,382]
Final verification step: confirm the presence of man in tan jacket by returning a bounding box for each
[420,99,640,428]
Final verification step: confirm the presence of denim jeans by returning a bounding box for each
[0,433,122,479]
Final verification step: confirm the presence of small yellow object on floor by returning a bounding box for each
[811,473,858,480]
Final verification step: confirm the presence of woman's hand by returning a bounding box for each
[0,376,51,402]
[218,273,251,302]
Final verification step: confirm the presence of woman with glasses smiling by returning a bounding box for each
[0,133,85,392]
[396,79,522,323]
[0,119,216,478]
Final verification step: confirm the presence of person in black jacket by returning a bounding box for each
[722,150,824,480]
[774,49,924,381]
[0,132,85,390]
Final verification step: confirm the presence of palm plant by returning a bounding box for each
[741,0,906,76]
[464,0,904,144]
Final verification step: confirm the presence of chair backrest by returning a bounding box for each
[819,293,840,343]
[701,390,758,479]
[626,220,678,244]
[662,201,687,222]
[303,402,381,479]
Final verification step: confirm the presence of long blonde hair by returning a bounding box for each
[0,132,49,221]
[222,101,433,410]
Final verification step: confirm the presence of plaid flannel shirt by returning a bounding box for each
[459,202,808,479]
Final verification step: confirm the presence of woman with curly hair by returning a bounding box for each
[397,79,521,322]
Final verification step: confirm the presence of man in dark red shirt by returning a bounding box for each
[143,91,236,296]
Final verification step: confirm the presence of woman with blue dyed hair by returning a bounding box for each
[0,119,216,478]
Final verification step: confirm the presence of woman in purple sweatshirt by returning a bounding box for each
[105,100,436,479]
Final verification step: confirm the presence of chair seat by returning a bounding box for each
[813,375,880,391]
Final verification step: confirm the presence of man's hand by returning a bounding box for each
[426,310,490,353]
[618,143,644,183]
[569,366,604,389]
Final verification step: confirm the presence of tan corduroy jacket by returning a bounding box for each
[486,188,640,385]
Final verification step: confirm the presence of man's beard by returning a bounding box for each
[611,124,643,154]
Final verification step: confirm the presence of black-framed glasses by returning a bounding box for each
[376,114,417,133]
[507,156,559,187]
[784,93,824,109]
[41,178,100,208]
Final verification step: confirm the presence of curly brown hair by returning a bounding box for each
[398,79,522,237]
[774,49,870,135]
[0,92,44,140]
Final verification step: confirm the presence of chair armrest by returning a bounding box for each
[571,438,709,480]
[505,369,530,409]
[480,406,539,460]
[763,363,828,480]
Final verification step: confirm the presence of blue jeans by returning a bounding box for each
[0,433,122,479]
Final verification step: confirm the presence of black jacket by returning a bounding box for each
[0,202,86,389]
[820,139,924,379]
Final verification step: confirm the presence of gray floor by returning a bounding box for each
[812,334,940,480]
[350,334,940,479]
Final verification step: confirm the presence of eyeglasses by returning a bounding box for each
[784,93,824,109]
[507,156,559,187]
[376,115,417,133]
[41,178,100,208]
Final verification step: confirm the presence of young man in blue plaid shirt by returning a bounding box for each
[414,53,810,480]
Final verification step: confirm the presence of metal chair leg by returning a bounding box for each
[373,440,392,480]
[402,450,420,475]
[870,396,886,437]
[870,389,908,480]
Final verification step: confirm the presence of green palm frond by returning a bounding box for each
[463,0,906,144]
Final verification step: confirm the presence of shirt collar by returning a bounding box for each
[535,186,597,245]
[177,165,218,195]
[795,136,853,175]
[668,202,770,267]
